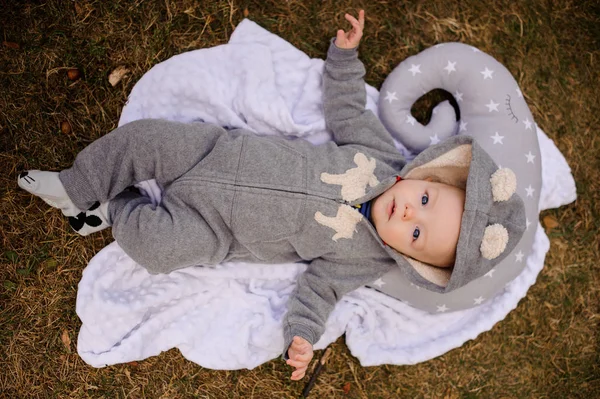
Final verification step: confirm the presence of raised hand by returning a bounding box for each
[286,336,314,380]
[335,9,365,49]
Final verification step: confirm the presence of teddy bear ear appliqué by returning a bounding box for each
[481,168,516,259]
[480,223,509,260]
[490,168,517,202]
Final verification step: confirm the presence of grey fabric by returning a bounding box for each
[59,120,227,211]
[58,41,526,359]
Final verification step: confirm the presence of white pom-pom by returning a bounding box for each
[480,224,509,260]
[490,168,517,202]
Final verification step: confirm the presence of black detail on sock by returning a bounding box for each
[88,201,100,211]
[85,215,103,227]
[68,210,104,232]
[19,171,35,184]
[69,212,86,231]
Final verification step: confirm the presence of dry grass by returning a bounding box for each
[1,0,599,398]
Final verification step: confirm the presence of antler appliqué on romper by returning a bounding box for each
[320,152,379,201]
[315,153,378,241]
[315,205,363,242]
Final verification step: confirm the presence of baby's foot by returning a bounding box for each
[68,201,110,236]
[18,170,81,217]
[18,170,110,236]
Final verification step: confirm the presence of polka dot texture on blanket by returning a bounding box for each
[372,43,542,313]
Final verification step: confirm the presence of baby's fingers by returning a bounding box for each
[291,367,307,380]
[286,358,308,368]
[344,13,360,27]
[293,353,312,363]
[291,343,311,354]
[345,10,365,30]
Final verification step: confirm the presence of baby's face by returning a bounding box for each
[371,179,465,267]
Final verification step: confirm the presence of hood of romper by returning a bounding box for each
[383,134,527,293]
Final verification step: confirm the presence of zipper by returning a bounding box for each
[173,174,398,206]
[173,176,356,204]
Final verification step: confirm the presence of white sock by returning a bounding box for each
[18,170,111,236]
[18,170,81,217]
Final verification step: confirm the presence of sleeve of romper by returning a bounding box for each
[323,39,401,159]
[281,256,394,359]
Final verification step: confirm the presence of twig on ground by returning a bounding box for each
[300,346,332,398]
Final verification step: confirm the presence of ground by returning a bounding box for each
[0,0,598,398]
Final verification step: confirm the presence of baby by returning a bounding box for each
[18,10,525,380]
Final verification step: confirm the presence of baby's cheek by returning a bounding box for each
[383,228,405,253]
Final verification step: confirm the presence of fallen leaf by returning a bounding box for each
[543,215,559,229]
[342,382,351,394]
[61,121,71,134]
[108,66,130,87]
[3,41,20,49]
[61,329,71,353]
[127,361,139,367]
[74,1,84,14]
[243,8,249,17]
[67,68,81,81]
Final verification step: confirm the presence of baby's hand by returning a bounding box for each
[335,9,365,49]
[286,336,314,380]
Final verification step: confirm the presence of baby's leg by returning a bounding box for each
[59,119,225,210]
[19,119,224,235]
[109,189,232,274]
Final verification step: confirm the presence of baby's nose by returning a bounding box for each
[402,203,414,220]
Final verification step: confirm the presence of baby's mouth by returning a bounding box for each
[389,199,396,220]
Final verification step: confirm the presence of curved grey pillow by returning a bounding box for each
[373,43,542,313]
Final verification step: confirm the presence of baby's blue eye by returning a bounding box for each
[421,193,429,205]
[413,227,420,240]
